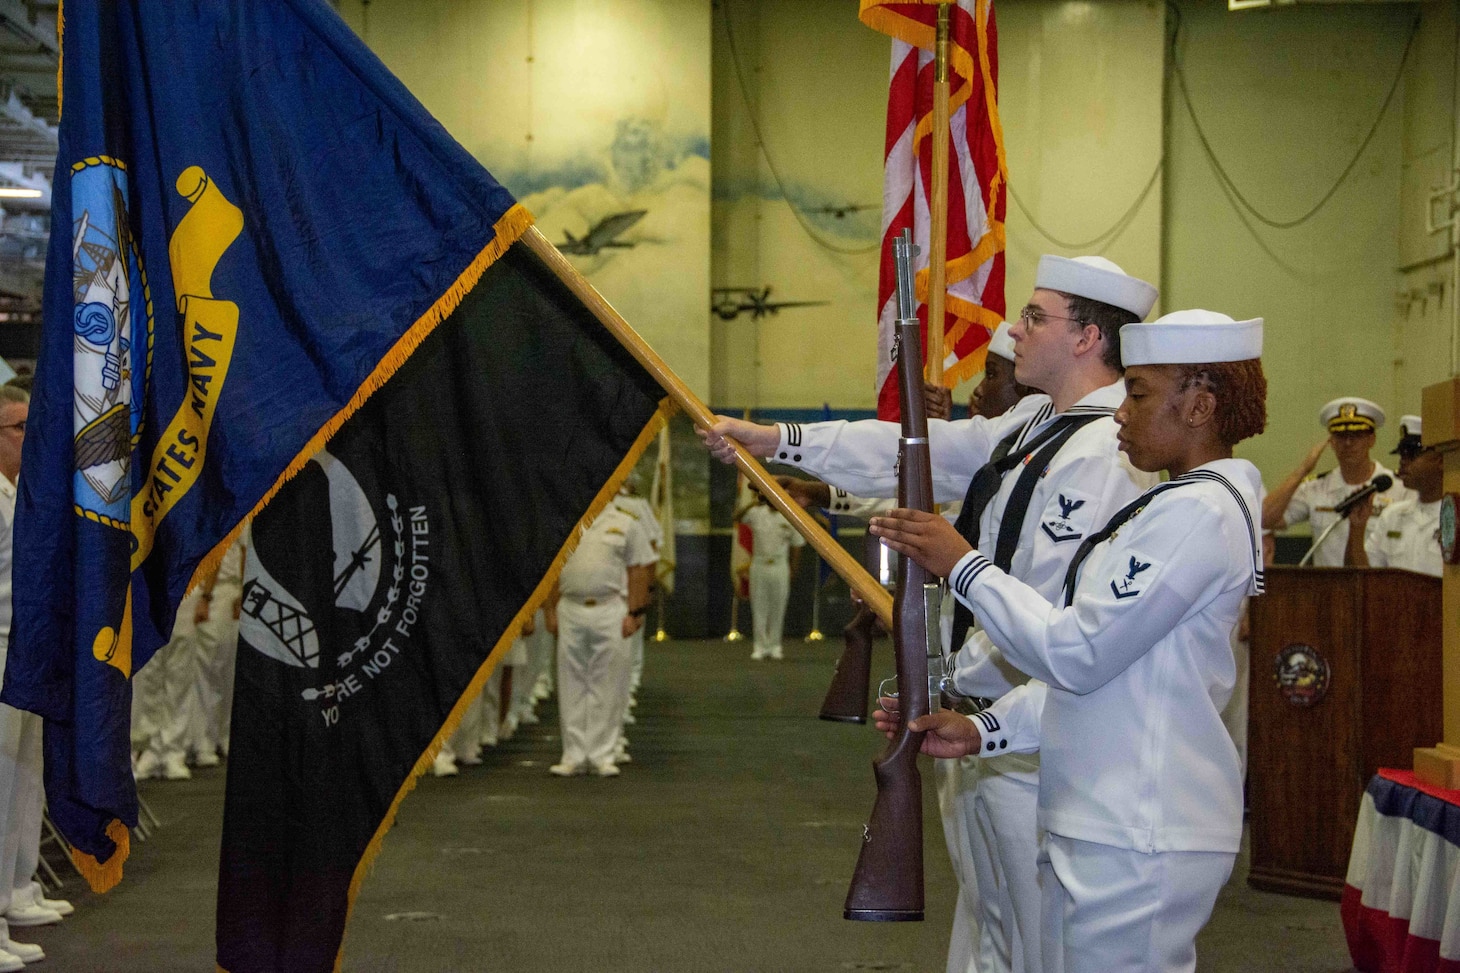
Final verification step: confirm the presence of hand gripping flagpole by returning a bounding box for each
[925,2,952,386]
[522,227,894,629]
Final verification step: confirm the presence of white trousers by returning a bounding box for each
[443,689,485,764]
[189,586,240,756]
[0,701,42,915]
[958,765,1042,973]
[1040,834,1234,973]
[629,625,646,692]
[748,558,790,658]
[935,757,981,973]
[556,599,631,769]
[525,610,555,694]
[132,636,195,763]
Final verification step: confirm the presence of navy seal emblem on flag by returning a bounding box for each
[70,159,154,523]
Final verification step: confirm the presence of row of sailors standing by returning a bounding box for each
[132,527,248,781]
[703,254,1264,973]
[138,483,665,784]
[432,480,663,779]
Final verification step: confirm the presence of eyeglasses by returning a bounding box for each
[1018,305,1089,329]
[0,420,24,433]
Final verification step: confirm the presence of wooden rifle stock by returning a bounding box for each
[844,230,934,922]
[819,604,878,723]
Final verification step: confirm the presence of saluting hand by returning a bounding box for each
[1303,438,1331,475]
[868,508,972,578]
[699,416,780,464]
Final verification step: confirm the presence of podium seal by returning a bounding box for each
[1275,644,1330,707]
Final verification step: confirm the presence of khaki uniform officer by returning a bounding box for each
[546,507,654,778]
[1264,397,1411,567]
[1347,415,1443,578]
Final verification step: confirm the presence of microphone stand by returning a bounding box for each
[1299,476,1392,566]
[1298,516,1347,567]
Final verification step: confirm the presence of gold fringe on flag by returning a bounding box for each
[320,396,675,973]
[55,0,62,120]
[70,818,129,893]
[184,203,536,601]
[86,206,534,898]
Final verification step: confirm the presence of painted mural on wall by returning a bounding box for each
[510,118,711,407]
[339,0,712,521]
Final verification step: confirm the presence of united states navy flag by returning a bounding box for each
[7,0,668,917]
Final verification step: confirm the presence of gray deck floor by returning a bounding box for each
[24,637,1354,971]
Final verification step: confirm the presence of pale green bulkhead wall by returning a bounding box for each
[999,1,1164,320]
[1394,3,1458,426]
[335,0,714,400]
[1162,1,1411,482]
[711,0,887,410]
[710,0,1165,411]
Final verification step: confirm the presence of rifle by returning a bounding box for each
[819,533,887,723]
[820,604,878,723]
[843,228,941,922]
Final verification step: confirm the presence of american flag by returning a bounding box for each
[862,0,1008,420]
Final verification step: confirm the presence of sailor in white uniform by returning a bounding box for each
[871,309,1267,973]
[611,484,661,748]
[1264,397,1411,566]
[704,256,1160,973]
[1347,415,1443,578]
[740,495,804,661]
[776,320,1027,973]
[0,386,57,967]
[546,505,655,777]
[181,526,247,766]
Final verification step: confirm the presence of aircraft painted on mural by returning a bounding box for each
[559,210,648,256]
[711,286,829,322]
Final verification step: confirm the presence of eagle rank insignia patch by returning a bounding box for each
[1042,490,1093,544]
[1109,553,1155,600]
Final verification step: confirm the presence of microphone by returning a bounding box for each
[1333,475,1393,518]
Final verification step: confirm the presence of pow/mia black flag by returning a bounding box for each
[216,244,667,973]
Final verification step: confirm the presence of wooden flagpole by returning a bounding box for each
[522,227,894,629]
[925,2,952,386]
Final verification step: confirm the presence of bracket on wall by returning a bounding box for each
[1427,171,1460,242]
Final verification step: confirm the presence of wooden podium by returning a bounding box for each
[1248,566,1441,899]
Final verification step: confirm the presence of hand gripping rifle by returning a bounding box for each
[843,228,941,922]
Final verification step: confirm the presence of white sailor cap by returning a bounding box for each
[1035,255,1159,320]
[1320,397,1385,434]
[1392,414,1423,454]
[987,320,1015,362]
[1119,309,1263,367]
